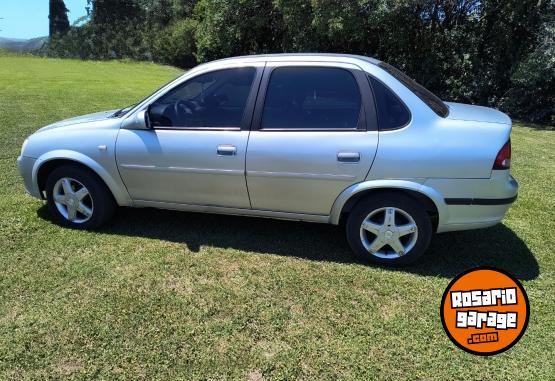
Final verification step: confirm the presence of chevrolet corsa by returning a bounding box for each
[17,54,518,266]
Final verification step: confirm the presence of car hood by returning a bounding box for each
[445,102,511,125]
[37,109,118,132]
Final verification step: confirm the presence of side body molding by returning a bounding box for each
[32,150,133,206]
[329,179,449,226]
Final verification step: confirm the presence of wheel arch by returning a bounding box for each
[330,180,448,231]
[33,150,131,206]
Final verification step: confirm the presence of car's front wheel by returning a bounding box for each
[346,193,432,266]
[45,165,116,229]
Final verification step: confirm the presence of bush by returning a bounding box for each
[499,22,555,125]
[42,22,150,61]
[150,19,198,68]
[193,0,282,62]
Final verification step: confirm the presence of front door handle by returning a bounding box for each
[337,152,360,162]
[217,145,237,156]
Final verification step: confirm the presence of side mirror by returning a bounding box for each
[122,109,151,130]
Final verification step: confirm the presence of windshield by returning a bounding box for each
[378,62,449,117]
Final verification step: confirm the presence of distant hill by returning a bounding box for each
[0,37,47,52]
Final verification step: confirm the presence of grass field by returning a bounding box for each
[0,52,553,380]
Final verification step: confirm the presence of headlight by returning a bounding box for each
[21,138,29,156]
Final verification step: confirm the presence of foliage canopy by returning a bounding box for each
[43,0,554,125]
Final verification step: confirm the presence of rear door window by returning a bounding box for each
[261,67,362,130]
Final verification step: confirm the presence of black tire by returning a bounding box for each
[45,164,116,229]
[346,193,432,266]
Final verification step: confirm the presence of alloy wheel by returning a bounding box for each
[52,177,94,223]
[359,207,418,259]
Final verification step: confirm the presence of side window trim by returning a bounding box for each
[367,74,412,131]
[149,66,264,131]
[251,64,377,132]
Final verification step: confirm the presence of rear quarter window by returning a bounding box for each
[369,76,411,130]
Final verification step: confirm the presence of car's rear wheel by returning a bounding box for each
[45,165,116,229]
[346,193,432,266]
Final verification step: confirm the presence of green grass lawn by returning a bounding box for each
[0,52,554,380]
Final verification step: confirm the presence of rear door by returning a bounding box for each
[245,62,379,215]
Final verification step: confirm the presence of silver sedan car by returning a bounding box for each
[17,54,518,266]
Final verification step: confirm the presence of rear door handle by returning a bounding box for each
[217,145,237,156]
[337,152,360,162]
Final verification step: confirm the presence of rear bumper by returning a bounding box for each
[17,156,41,198]
[426,171,518,233]
[438,202,516,232]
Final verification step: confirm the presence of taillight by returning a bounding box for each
[493,140,511,170]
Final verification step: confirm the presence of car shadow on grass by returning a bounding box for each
[37,205,539,280]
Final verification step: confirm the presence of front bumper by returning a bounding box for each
[426,171,518,233]
[17,156,41,199]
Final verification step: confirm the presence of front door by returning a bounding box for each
[116,65,262,208]
[245,63,379,215]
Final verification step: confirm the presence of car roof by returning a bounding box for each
[203,53,381,66]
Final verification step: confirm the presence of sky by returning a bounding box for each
[0,0,87,39]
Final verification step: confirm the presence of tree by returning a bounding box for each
[91,0,143,25]
[49,0,70,37]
